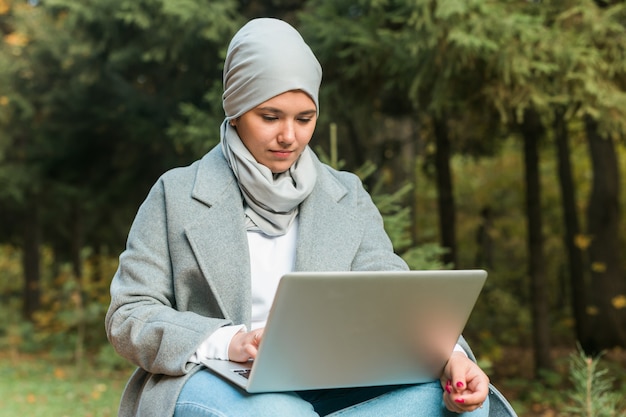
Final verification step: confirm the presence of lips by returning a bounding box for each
[271,150,294,158]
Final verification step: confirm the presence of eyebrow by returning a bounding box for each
[257,107,316,116]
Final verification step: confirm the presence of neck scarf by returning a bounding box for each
[221,122,316,236]
[219,18,323,236]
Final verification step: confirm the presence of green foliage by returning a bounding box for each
[33,266,108,362]
[375,181,449,270]
[0,0,241,251]
[0,245,119,368]
[166,86,224,157]
[400,243,450,270]
[372,182,414,250]
[494,343,626,416]
[564,345,626,417]
[503,371,567,415]
[96,343,134,371]
[0,246,38,352]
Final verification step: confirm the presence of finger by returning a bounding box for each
[445,395,484,414]
[445,356,470,394]
[467,374,490,395]
[443,394,466,413]
[451,377,468,394]
[450,389,487,410]
[463,375,490,403]
[443,382,485,412]
[456,390,487,407]
[443,381,468,413]
[244,341,258,359]
[457,402,485,413]
[244,330,264,359]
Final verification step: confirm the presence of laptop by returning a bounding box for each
[202,269,486,393]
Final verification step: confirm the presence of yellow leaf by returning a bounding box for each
[591,262,606,273]
[0,0,9,15]
[26,393,36,404]
[612,294,626,310]
[0,96,9,106]
[574,234,592,250]
[54,367,66,380]
[586,305,598,316]
[4,32,29,47]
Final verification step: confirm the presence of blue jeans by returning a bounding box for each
[173,369,490,416]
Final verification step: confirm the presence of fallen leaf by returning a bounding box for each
[54,367,66,380]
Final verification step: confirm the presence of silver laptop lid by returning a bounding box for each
[245,269,486,392]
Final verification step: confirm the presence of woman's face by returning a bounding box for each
[232,90,317,174]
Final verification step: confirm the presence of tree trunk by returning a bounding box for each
[71,201,86,370]
[520,108,552,373]
[475,206,494,269]
[553,108,589,350]
[22,200,41,321]
[584,115,626,352]
[433,115,457,267]
[346,119,367,171]
[71,202,83,278]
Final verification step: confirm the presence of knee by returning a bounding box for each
[245,392,318,417]
[174,402,226,417]
[175,370,317,417]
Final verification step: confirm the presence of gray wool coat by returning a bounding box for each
[105,146,518,417]
[105,146,410,416]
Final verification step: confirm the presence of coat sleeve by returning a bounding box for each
[348,175,409,272]
[105,177,230,376]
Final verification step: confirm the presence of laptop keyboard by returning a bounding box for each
[234,369,251,379]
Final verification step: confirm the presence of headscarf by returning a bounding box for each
[220,18,323,237]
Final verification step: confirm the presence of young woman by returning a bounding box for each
[105,18,490,416]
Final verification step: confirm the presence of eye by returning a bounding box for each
[262,114,279,121]
[297,117,313,123]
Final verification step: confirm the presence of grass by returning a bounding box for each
[0,352,132,417]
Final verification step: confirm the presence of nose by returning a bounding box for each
[277,121,296,145]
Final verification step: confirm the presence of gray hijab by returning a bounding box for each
[220,18,322,237]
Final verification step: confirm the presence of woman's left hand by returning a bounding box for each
[440,351,490,413]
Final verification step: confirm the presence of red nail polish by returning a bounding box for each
[445,385,451,394]
[455,398,465,404]
[456,381,464,388]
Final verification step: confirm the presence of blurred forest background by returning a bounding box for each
[1,0,626,415]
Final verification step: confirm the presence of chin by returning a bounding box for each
[269,162,296,174]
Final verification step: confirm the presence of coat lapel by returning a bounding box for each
[184,149,252,327]
[296,165,363,272]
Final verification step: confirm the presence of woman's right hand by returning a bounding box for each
[228,328,264,362]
